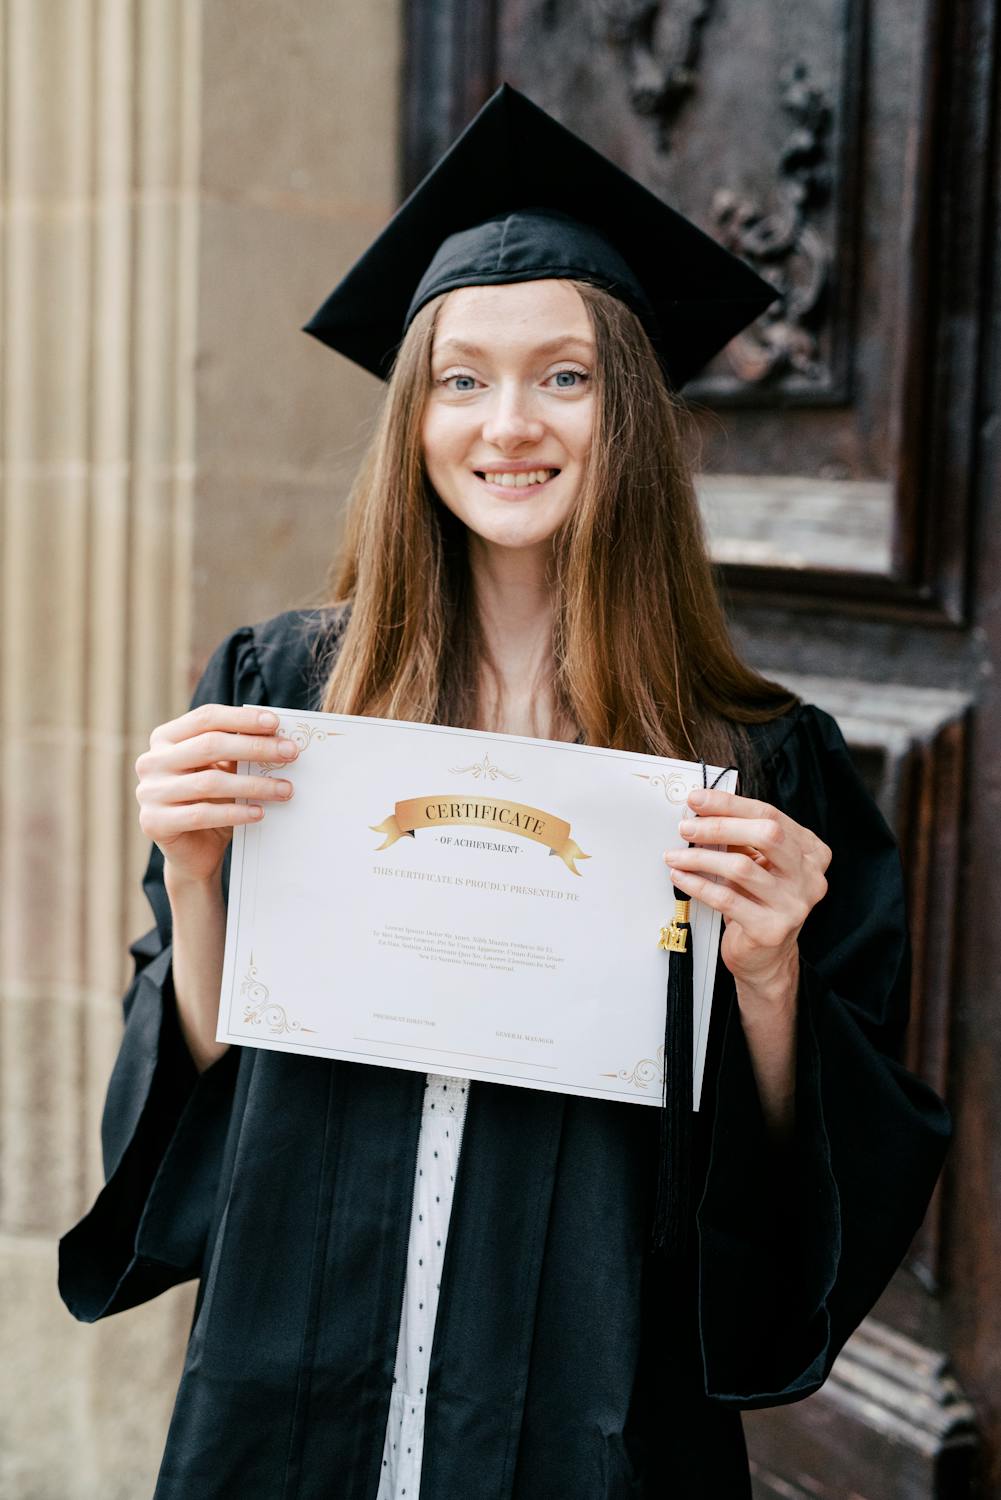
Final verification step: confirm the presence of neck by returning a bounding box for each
[466,536,565,738]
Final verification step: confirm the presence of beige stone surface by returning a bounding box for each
[201,0,400,205]
[2,0,401,1493]
[0,1233,192,1500]
[4,2,93,199]
[4,211,94,463]
[194,195,384,476]
[1,982,85,1234]
[191,469,359,659]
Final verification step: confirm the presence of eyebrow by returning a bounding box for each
[433,334,595,361]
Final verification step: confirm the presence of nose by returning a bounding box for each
[480,380,545,452]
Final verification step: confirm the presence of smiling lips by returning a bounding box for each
[475,467,560,489]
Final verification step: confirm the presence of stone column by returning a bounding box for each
[0,2,400,1494]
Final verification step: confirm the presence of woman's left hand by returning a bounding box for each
[664,786,832,1005]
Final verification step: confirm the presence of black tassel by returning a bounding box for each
[651,761,737,1259]
[651,888,694,1257]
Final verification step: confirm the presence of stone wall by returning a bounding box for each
[0,3,400,1494]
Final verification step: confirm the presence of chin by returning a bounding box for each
[466,511,564,550]
[440,486,575,551]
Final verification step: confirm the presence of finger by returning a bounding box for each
[145,730,300,775]
[669,864,815,943]
[668,846,813,926]
[666,865,769,931]
[665,844,778,896]
[685,787,786,824]
[141,801,266,839]
[678,815,790,862]
[151,702,281,747]
[732,843,773,866]
[140,769,294,806]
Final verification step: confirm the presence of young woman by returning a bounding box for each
[60,87,950,1499]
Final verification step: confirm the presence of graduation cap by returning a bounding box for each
[305,84,768,1257]
[303,82,778,390]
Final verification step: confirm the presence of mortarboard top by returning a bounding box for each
[303,83,778,390]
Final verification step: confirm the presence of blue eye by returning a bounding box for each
[550,369,588,389]
[439,373,480,392]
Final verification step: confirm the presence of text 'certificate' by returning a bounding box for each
[217,711,737,1109]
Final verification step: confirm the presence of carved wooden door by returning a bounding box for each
[402,1,1000,1493]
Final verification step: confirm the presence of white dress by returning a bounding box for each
[377,1073,469,1500]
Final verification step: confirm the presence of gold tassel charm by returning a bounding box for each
[658,898,691,953]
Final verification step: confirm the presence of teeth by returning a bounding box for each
[482,469,555,487]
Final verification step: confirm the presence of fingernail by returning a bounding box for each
[688,787,707,806]
[679,819,696,836]
[278,780,293,797]
[258,711,278,729]
[279,740,298,757]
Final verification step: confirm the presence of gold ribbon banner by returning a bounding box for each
[370,795,590,876]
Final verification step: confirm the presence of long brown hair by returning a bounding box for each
[317,279,796,788]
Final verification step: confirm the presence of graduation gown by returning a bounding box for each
[59,607,951,1500]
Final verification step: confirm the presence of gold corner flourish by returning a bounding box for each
[253,720,339,777]
[600,1044,665,1091]
[632,770,691,804]
[240,955,316,1036]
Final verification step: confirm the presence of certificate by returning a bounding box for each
[217,711,736,1109]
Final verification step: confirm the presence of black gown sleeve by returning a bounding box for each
[696,702,951,1407]
[58,626,267,1322]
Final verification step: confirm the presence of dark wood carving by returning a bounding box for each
[591,0,713,152]
[712,61,833,388]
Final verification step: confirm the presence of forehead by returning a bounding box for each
[432,279,593,353]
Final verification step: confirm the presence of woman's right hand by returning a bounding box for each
[135,704,300,886]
